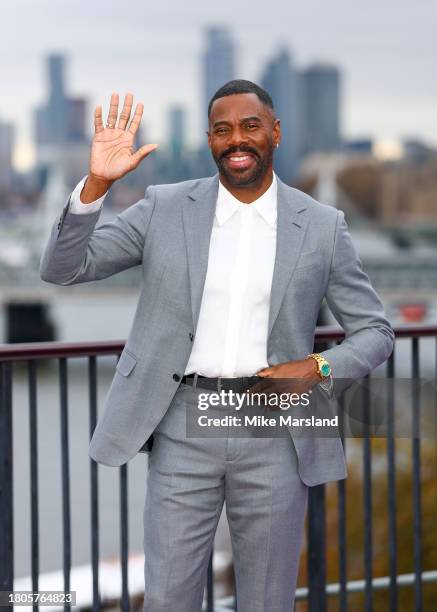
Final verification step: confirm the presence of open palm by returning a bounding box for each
[90,92,157,182]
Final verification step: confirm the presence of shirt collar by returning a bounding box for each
[215,173,278,228]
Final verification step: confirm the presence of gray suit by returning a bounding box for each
[40,174,394,610]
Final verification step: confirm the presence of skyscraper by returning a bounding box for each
[0,119,14,189]
[66,98,87,143]
[168,106,186,162]
[203,26,235,117]
[34,53,87,149]
[47,54,67,144]
[260,48,300,183]
[299,64,341,155]
[200,26,236,174]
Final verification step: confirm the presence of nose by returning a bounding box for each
[227,126,248,148]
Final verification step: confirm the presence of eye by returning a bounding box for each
[246,123,258,130]
[215,127,229,134]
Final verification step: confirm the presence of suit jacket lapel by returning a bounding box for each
[267,178,309,337]
[182,175,219,330]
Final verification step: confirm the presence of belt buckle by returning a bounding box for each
[217,377,222,393]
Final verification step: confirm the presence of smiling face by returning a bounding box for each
[207,93,280,189]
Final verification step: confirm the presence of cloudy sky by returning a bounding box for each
[2,0,436,169]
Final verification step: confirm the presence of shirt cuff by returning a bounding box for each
[69,175,107,214]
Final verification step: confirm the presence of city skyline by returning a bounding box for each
[27,45,342,187]
[3,0,437,171]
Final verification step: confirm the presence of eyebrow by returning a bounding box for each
[212,116,262,128]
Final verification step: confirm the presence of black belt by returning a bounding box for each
[181,373,260,393]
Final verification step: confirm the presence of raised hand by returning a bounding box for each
[90,92,158,183]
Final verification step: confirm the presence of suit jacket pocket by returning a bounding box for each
[116,349,138,377]
[295,250,324,270]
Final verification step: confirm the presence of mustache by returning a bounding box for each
[219,146,260,161]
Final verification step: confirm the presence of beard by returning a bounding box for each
[212,144,274,187]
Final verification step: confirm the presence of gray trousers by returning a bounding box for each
[143,383,309,612]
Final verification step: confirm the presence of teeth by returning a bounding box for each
[229,155,250,161]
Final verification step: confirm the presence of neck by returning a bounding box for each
[219,168,274,204]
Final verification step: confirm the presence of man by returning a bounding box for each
[40,80,394,611]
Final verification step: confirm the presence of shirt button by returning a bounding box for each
[173,373,181,382]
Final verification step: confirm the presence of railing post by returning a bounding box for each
[206,547,214,612]
[120,463,130,612]
[59,357,72,612]
[307,483,326,612]
[307,326,328,612]
[0,361,14,592]
[88,355,101,611]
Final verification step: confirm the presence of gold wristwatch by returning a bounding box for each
[306,353,332,379]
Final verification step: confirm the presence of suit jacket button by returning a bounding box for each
[189,333,194,341]
[173,373,181,382]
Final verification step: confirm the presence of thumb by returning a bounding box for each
[256,369,270,377]
[132,143,158,167]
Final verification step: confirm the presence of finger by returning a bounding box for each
[106,92,119,128]
[117,92,134,130]
[132,143,159,167]
[128,103,144,135]
[249,380,274,406]
[94,105,104,134]
[248,379,271,396]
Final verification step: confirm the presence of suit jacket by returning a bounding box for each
[39,174,395,486]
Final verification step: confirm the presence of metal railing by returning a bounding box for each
[0,325,436,611]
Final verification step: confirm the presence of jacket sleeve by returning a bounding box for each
[39,185,156,285]
[319,209,395,379]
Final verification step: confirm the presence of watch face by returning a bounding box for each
[320,363,331,377]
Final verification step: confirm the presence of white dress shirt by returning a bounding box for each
[185,175,278,376]
[69,174,333,390]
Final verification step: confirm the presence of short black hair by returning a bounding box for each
[207,79,274,118]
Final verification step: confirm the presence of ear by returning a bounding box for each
[273,118,281,147]
[206,130,212,149]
